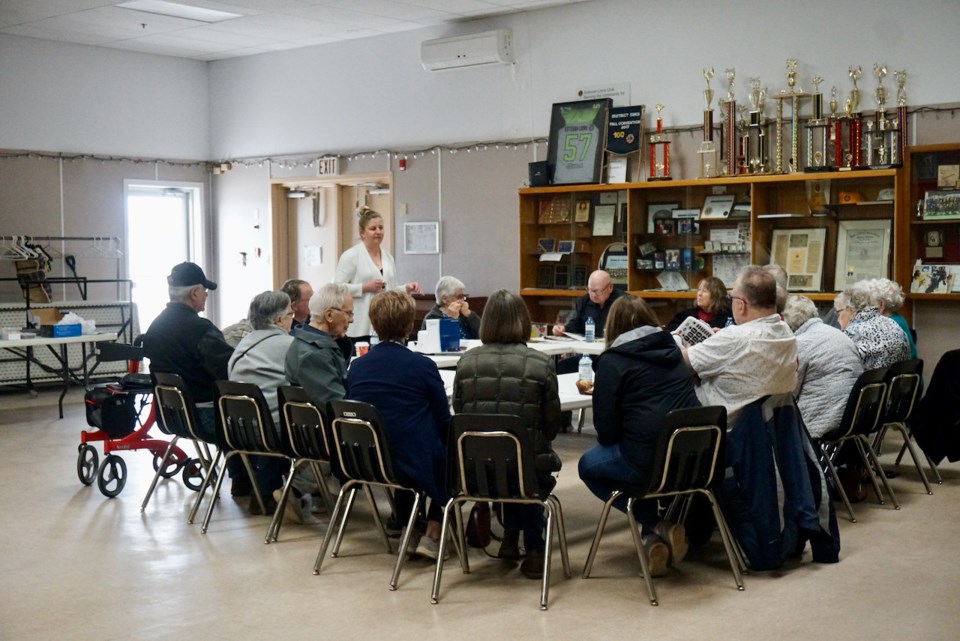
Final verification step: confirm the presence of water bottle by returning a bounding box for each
[584,316,595,343]
[369,329,379,347]
[578,354,593,383]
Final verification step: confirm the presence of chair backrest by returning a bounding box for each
[646,406,727,496]
[214,380,282,453]
[277,385,330,460]
[449,413,540,500]
[883,358,923,424]
[153,371,203,441]
[327,399,397,485]
[830,367,888,440]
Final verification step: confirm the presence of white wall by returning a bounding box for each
[0,35,208,159]
[208,0,960,158]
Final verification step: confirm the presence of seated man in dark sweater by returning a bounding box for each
[551,269,625,370]
[142,262,247,494]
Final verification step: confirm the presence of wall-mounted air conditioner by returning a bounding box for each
[420,29,513,72]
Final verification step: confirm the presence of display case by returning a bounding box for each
[519,169,902,324]
[901,143,960,299]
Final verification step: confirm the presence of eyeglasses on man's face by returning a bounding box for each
[588,284,611,295]
[329,307,354,319]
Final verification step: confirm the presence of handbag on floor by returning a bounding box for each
[466,501,491,548]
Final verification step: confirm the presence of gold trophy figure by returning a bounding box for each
[848,65,862,113]
[725,67,736,102]
[703,67,715,110]
[785,58,801,93]
[830,86,838,118]
[895,69,907,106]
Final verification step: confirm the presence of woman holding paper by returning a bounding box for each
[664,276,732,332]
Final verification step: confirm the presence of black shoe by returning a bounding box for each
[231,475,253,497]
[248,493,278,515]
[497,528,521,561]
[384,513,402,538]
[520,550,545,579]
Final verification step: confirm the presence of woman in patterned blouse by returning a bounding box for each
[834,281,909,370]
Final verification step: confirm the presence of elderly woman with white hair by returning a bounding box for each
[421,275,481,340]
[867,278,917,359]
[228,290,296,516]
[783,295,863,438]
[834,280,908,370]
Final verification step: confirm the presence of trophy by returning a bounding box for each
[698,67,719,178]
[746,77,768,173]
[835,65,863,169]
[804,76,831,172]
[721,67,738,176]
[647,103,672,181]
[893,69,908,165]
[772,58,807,173]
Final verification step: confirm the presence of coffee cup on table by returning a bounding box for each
[355,341,370,357]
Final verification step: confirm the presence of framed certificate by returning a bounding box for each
[547,98,612,185]
[404,221,440,254]
[834,219,891,289]
[770,228,826,291]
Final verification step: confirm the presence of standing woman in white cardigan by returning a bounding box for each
[335,206,421,343]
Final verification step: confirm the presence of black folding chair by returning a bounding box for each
[315,399,423,591]
[430,414,570,611]
[580,406,742,606]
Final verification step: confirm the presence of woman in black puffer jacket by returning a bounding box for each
[453,289,561,580]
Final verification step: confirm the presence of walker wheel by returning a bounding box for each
[97,454,127,498]
[77,444,99,486]
[152,452,186,478]
[182,458,205,492]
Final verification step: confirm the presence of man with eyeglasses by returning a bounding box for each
[681,265,797,425]
[285,282,354,411]
[551,270,624,339]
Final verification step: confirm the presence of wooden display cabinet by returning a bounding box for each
[901,143,960,301]
[519,168,902,323]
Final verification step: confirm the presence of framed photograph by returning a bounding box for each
[770,228,826,291]
[834,219,892,289]
[547,98,612,185]
[923,190,960,220]
[646,203,679,233]
[556,239,575,253]
[575,199,591,223]
[592,204,616,236]
[910,264,953,294]
[404,221,439,254]
[665,249,680,270]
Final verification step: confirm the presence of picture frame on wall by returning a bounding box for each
[769,228,826,291]
[404,221,440,254]
[547,98,612,185]
[834,219,891,289]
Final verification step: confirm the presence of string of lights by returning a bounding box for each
[1,104,956,171]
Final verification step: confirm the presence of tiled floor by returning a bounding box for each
[1,387,959,641]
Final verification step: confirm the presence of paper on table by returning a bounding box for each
[656,271,689,291]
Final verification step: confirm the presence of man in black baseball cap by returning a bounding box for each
[168,261,218,291]
[142,262,251,495]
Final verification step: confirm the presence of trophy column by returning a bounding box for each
[648,103,672,181]
[698,68,718,178]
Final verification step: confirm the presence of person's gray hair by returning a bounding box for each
[434,276,465,304]
[868,277,905,312]
[247,290,290,330]
[783,295,819,332]
[844,280,874,315]
[762,264,788,313]
[168,284,197,302]
[309,283,349,318]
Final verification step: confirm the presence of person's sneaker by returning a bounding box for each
[401,527,422,555]
[519,550,545,579]
[414,535,448,561]
[273,489,303,525]
[497,528,521,561]
[654,521,689,565]
[642,534,670,577]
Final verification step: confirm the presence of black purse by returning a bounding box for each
[465,501,491,548]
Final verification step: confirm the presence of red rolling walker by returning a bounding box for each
[76,340,195,498]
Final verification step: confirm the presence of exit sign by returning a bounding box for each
[317,157,339,176]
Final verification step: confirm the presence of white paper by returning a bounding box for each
[593,204,616,236]
[303,245,321,267]
[656,271,689,291]
[606,157,627,183]
[539,252,564,262]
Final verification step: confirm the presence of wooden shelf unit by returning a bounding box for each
[520,169,902,323]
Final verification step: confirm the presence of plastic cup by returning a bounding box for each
[355,342,369,357]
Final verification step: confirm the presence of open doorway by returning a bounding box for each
[124,180,205,331]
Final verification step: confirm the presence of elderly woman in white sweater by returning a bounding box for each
[783,295,864,439]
